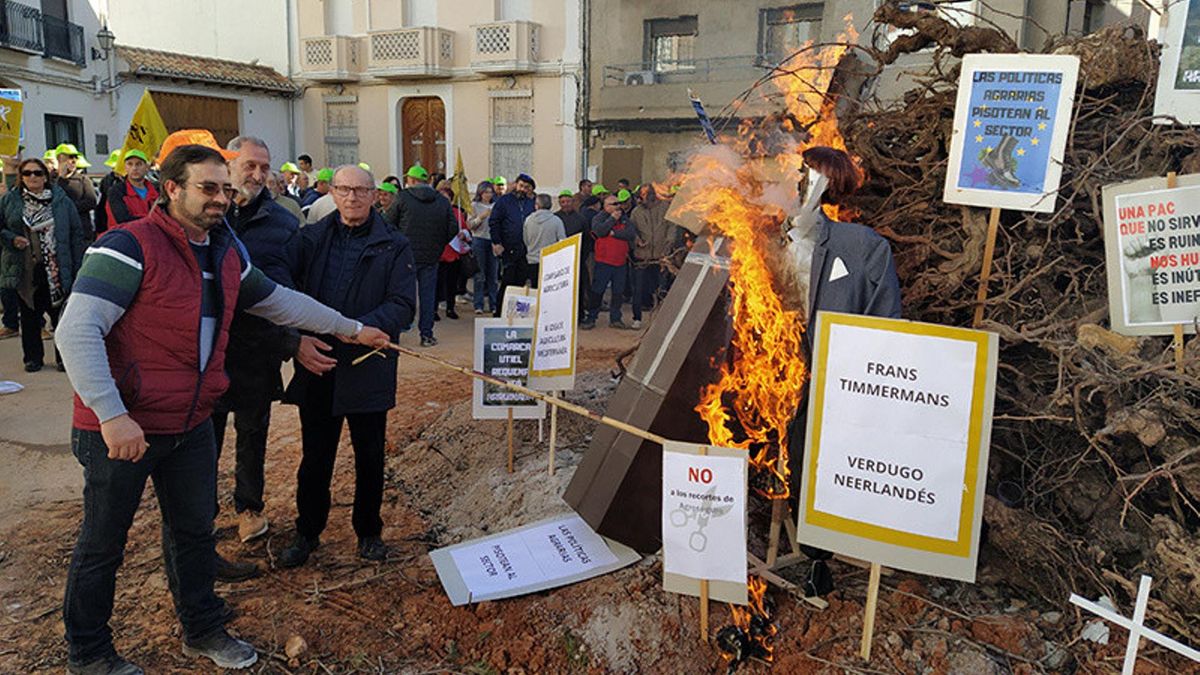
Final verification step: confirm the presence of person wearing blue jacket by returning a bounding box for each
[279,165,417,568]
[488,172,536,316]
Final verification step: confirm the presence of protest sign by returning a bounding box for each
[430,513,640,605]
[0,88,22,148]
[798,311,997,583]
[0,98,22,157]
[473,318,545,420]
[529,234,581,391]
[1154,0,1200,125]
[500,287,537,320]
[661,441,748,605]
[944,54,1079,213]
[1102,174,1200,336]
[116,90,169,175]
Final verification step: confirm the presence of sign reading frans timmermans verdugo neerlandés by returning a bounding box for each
[798,312,998,583]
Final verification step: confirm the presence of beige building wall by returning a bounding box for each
[295,0,583,192]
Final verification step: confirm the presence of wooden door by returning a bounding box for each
[401,97,446,175]
[151,91,240,148]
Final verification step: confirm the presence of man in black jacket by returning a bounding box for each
[280,165,417,567]
[394,165,456,347]
[213,137,301,573]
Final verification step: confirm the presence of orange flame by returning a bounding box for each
[688,17,859,501]
[727,576,775,662]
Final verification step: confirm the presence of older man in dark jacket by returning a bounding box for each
[280,165,417,567]
[393,165,455,347]
[212,137,302,566]
[489,172,536,316]
[54,144,98,240]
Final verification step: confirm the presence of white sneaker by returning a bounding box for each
[631,320,642,329]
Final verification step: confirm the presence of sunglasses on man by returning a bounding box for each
[21,170,46,177]
[185,181,238,199]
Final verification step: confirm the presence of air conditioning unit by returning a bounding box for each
[624,70,656,86]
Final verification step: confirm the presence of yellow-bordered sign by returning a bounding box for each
[798,311,997,582]
[529,233,581,390]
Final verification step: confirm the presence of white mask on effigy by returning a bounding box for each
[784,168,828,316]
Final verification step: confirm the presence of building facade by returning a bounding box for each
[293,0,583,190]
[585,0,1157,185]
[1,0,296,171]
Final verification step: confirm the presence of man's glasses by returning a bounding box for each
[186,181,238,199]
[21,170,45,177]
[331,185,375,198]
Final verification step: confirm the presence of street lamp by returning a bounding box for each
[91,24,115,61]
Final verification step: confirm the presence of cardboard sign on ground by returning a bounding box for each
[529,234,581,391]
[943,54,1079,213]
[798,312,998,583]
[430,514,641,605]
[472,318,545,420]
[1102,174,1200,336]
[661,441,748,605]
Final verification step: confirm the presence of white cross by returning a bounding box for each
[1069,575,1200,675]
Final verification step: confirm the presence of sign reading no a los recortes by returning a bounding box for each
[1103,175,1200,336]
[798,312,997,583]
[944,54,1078,213]
[472,318,546,420]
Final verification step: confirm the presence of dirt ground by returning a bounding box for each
[0,310,1192,673]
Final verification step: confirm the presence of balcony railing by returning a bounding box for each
[299,35,362,82]
[603,56,765,87]
[0,0,44,54]
[470,20,540,74]
[42,14,84,65]
[365,26,453,78]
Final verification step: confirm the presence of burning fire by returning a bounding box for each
[686,17,860,501]
[718,576,776,667]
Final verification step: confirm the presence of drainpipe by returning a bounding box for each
[579,0,590,179]
[286,0,297,159]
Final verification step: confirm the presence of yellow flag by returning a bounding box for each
[450,148,473,217]
[116,90,169,175]
[0,99,22,156]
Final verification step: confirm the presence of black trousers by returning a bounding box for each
[211,398,272,515]
[493,255,530,317]
[18,266,60,367]
[438,258,462,312]
[295,373,387,541]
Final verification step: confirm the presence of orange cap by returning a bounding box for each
[156,129,239,165]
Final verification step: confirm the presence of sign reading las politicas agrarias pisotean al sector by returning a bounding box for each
[529,234,581,391]
[798,312,997,583]
[1103,175,1200,336]
[944,54,1079,213]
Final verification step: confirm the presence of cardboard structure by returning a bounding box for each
[564,236,732,553]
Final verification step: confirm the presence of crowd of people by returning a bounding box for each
[0,129,689,674]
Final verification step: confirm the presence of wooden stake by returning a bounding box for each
[1168,173,1186,373]
[860,562,882,661]
[973,207,1002,328]
[548,393,559,476]
[506,408,515,473]
[353,342,669,446]
[765,500,785,567]
[699,443,710,644]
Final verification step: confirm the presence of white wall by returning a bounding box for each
[96,0,291,73]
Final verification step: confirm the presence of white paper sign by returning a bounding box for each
[661,445,747,585]
[529,234,581,391]
[1103,176,1200,335]
[1154,0,1200,125]
[430,514,640,605]
[798,312,997,583]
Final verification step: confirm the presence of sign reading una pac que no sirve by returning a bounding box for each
[798,312,998,583]
[1103,175,1200,336]
[472,318,546,420]
[944,54,1079,213]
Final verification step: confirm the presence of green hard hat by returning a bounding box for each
[358,162,371,171]
[54,143,82,157]
[558,189,575,197]
[492,176,507,185]
[279,161,300,174]
[104,150,122,168]
[406,165,429,181]
[591,184,608,196]
[377,182,399,194]
[123,149,149,163]
[316,168,334,182]
[616,189,632,202]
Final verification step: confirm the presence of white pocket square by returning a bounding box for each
[829,257,849,282]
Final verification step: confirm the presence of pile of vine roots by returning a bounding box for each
[834,5,1200,641]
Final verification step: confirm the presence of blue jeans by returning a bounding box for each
[415,263,438,338]
[589,262,626,324]
[471,237,499,311]
[64,422,227,664]
[632,264,659,322]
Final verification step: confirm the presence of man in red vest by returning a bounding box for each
[103,149,158,227]
[55,144,393,674]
